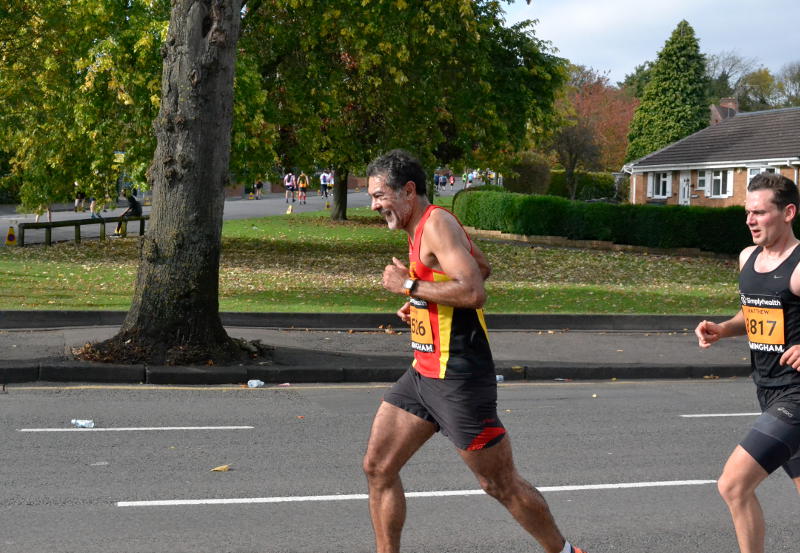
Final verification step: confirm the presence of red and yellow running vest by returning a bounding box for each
[408,205,494,379]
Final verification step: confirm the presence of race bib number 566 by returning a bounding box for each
[409,297,435,353]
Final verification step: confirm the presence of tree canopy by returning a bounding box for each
[1,1,566,217]
[625,20,708,163]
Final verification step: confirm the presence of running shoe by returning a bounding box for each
[571,546,588,553]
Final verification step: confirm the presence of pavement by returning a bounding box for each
[0,311,752,385]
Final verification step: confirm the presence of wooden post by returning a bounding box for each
[75,224,81,244]
[45,227,51,246]
[139,217,145,236]
[121,221,127,237]
[18,225,25,247]
[99,221,106,241]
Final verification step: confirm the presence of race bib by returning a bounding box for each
[741,294,785,346]
[410,297,435,353]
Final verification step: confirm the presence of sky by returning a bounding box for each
[504,0,800,85]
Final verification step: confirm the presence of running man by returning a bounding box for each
[297,171,309,204]
[695,173,800,553]
[283,171,296,203]
[364,149,586,553]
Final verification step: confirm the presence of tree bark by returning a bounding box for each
[89,0,243,365]
[330,166,348,221]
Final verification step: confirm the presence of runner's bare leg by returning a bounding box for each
[460,437,567,553]
[363,401,436,553]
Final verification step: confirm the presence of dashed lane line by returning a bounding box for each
[17,425,254,432]
[117,479,717,507]
[680,413,760,418]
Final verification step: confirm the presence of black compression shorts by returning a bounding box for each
[383,366,506,451]
[740,385,800,477]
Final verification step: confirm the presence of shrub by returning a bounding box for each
[454,190,755,255]
[503,152,551,195]
[549,170,617,200]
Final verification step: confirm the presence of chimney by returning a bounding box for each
[710,98,739,125]
[719,98,738,113]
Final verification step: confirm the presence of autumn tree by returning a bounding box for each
[625,20,708,162]
[778,62,800,107]
[545,66,637,197]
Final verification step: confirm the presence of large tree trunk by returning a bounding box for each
[87,0,243,365]
[330,166,348,221]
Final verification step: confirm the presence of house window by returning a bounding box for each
[710,170,730,197]
[748,167,777,181]
[652,172,670,198]
[696,170,707,191]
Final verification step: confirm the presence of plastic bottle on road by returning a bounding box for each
[71,419,95,428]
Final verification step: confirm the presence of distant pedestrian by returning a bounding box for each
[319,170,330,197]
[115,190,142,235]
[254,180,264,200]
[74,182,86,212]
[284,171,296,203]
[297,172,309,204]
[449,174,455,190]
[34,204,52,223]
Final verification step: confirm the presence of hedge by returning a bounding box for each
[453,189,755,255]
[548,170,617,200]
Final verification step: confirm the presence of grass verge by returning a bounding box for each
[0,206,739,314]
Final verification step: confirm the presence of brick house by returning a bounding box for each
[623,100,800,206]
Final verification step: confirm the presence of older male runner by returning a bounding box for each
[363,149,586,553]
[695,172,800,553]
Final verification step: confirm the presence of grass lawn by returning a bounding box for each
[0,205,740,314]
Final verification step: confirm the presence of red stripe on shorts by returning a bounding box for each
[466,426,506,451]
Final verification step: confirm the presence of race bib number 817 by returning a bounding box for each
[742,305,785,345]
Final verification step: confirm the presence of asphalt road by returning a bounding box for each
[1,379,796,552]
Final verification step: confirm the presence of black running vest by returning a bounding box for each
[739,245,800,387]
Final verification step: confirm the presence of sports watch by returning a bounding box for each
[402,278,418,296]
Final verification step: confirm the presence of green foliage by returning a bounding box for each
[548,170,616,200]
[242,0,566,181]
[454,190,754,255]
[503,151,551,194]
[3,1,566,217]
[0,1,168,212]
[625,20,708,162]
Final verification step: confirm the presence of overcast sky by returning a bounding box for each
[504,0,800,85]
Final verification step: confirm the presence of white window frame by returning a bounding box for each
[748,166,777,181]
[648,171,671,199]
[709,169,734,198]
[696,170,707,192]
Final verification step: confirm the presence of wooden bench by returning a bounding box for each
[17,215,150,247]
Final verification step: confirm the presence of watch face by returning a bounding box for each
[403,279,414,290]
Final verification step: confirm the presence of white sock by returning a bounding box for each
[559,541,572,553]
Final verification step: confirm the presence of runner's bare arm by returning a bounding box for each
[695,310,746,348]
[381,212,485,309]
[471,241,491,281]
[696,246,756,348]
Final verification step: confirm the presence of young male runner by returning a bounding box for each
[363,149,586,553]
[695,173,800,553]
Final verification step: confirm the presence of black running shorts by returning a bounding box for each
[740,385,800,477]
[383,366,506,451]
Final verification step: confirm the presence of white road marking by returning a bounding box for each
[17,426,254,432]
[117,479,717,507]
[680,413,760,418]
